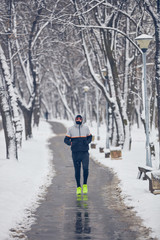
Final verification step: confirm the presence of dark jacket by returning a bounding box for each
[64,123,92,152]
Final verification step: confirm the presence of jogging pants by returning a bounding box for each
[72,151,89,187]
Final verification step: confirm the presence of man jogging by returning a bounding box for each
[64,115,92,195]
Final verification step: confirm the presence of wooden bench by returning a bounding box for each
[138,167,160,194]
[145,171,160,194]
[137,166,152,180]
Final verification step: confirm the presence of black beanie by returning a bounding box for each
[75,115,83,120]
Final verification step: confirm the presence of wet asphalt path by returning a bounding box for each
[25,121,153,240]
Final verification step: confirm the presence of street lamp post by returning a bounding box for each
[96,86,100,140]
[83,86,89,123]
[135,34,153,167]
[95,74,100,140]
[102,69,109,149]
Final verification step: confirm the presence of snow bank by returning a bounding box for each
[0,120,55,240]
[89,122,160,240]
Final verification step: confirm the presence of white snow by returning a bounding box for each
[0,119,55,240]
[88,121,160,240]
[0,118,160,239]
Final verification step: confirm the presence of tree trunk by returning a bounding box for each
[33,75,41,127]
[82,35,124,146]
[0,43,23,147]
[23,108,33,139]
[155,25,160,142]
[0,85,17,159]
[103,30,131,149]
[145,0,160,168]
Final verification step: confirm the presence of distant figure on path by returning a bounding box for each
[64,115,92,195]
[45,111,49,121]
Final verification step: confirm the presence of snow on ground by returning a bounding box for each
[60,118,160,240]
[0,120,55,240]
[0,118,160,240]
[89,121,160,240]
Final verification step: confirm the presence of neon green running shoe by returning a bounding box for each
[83,184,88,194]
[76,187,81,195]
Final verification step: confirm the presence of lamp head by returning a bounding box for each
[83,86,89,92]
[135,34,153,52]
[101,68,108,79]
